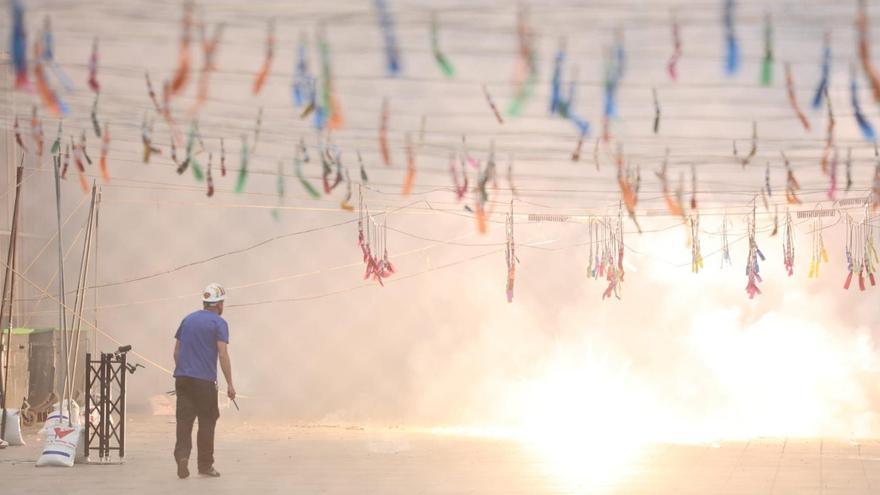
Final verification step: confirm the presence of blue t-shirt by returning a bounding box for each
[173,310,229,382]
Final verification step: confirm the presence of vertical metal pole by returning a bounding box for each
[1,165,23,439]
[84,353,91,458]
[99,353,108,459]
[52,157,70,424]
[119,352,126,459]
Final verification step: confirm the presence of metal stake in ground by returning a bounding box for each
[0,164,24,440]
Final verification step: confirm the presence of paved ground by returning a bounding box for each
[4,416,880,494]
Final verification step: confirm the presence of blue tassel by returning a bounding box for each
[313,105,327,131]
[12,0,27,85]
[851,74,877,142]
[723,0,739,75]
[375,0,401,77]
[725,36,739,75]
[292,42,309,107]
[570,114,590,136]
[603,82,617,118]
[550,49,564,114]
[811,43,830,109]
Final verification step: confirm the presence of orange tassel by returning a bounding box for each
[99,122,110,183]
[379,98,391,166]
[252,21,274,95]
[170,2,193,95]
[78,171,88,193]
[857,4,880,102]
[475,203,487,234]
[785,63,810,131]
[401,134,416,195]
[328,94,344,130]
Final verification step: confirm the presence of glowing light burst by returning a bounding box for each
[504,355,657,493]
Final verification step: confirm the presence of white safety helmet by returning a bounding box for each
[202,283,226,303]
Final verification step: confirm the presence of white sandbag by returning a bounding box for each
[40,410,72,435]
[1,408,25,446]
[36,425,82,467]
[53,400,81,423]
[40,400,81,435]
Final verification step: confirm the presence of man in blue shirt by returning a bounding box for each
[173,283,235,479]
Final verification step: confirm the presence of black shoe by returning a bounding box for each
[198,467,221,478]
[176,459,190,479]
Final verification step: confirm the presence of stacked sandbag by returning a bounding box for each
[39,400,81,436]
[35,424,82,467]
[0,408,25,446]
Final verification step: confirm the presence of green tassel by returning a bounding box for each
[434,53,455,78]
[294,154,320,199]
[191,158,204,181]
[235,138,248,193]
[760,55,773,86]
[431,15,455,78]
[760,15,773,86]
[507,72,536,117]
[51,122,62,154]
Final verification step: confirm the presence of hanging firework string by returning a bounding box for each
[340,167,354,211]
[357,187,395,286]
[864,205,878,287]
[141,112,160,163]
[449,152,468,201]
[655,148,684,219]
[14,115,27,153]
[721,213,733,268]
[744,206,764,299]
[604,210,625,300]
[90,94,102,138]
[357,150,369,184]
[31,106,44,160]
[667,13,682,81]
[872,145,880,210]
[821,87,835,174]
[205,151,214,197]
[828,146,839,200]
[271,159,284,220]
[505,201,517,303]
[506,154,518,199]
[770,204,779,237]
[615,144,641,232]
[782,151,801,204]
[733,121,757,168]
[61,142,70,178]
[585,211,625,300]
[783,209,794,276]
[809,218,830,278]
[846,147,853,191]
[761,162,771,211]
[844,215,860,290]
[689,213,703,274]
[843,212,877,292]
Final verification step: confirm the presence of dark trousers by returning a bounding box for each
[173,376,219,471]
